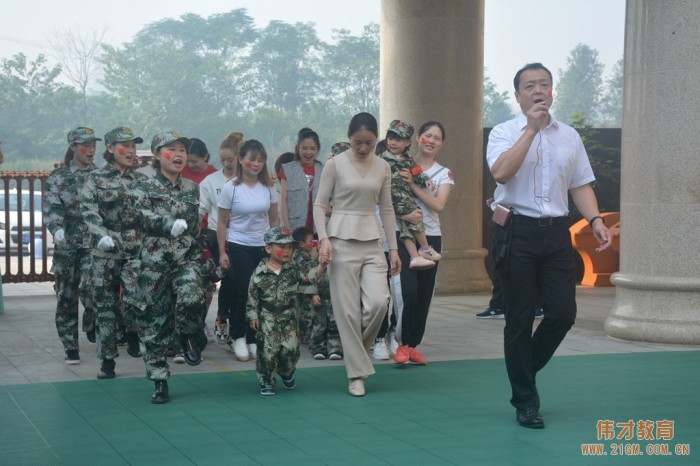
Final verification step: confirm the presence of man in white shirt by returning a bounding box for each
[487,63,612,429]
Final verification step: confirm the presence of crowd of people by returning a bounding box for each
[42,112,454,404]
[41,62,612,429]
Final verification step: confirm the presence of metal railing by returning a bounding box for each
[1,171,54,282]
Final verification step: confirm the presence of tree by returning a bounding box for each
[0,53,80,168]
[599,57,623,127]
[48,26,107,121]
[554,44,604,125]
[483,71,513,127]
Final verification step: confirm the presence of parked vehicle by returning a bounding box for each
[0,190,54,254]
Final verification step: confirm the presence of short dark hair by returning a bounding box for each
[417,121,446,141]
[292,226,313,243]
[513,62,553,91]
[347,112,378,138]
[374,139,386,155]
[189,138,210,162]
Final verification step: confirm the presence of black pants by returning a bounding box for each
[397,233,441,348]
[223,242,266,343]
[494,220,576,409]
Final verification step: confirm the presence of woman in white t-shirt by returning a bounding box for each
[391,121,454,366]
[217,139,279,362]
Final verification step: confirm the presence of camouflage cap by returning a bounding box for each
[67,127,101,145]
[330,142,350,157]
[104,127,144,145]
[264,226,295,245]
[387,119,414,139]
[151,131,191,153]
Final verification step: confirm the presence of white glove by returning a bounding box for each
[97,235,115,251]
[54,229,65,244]
[171,219,187,237]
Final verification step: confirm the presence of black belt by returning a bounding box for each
[511,215,569,227]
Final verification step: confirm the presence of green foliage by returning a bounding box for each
[599,57,623,127]
[483,72,513,127]
[554,44,604,125]
[569,113,621,218]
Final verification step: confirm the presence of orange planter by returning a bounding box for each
[570,212,620,287]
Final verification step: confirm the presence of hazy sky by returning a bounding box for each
[1,0,625,97]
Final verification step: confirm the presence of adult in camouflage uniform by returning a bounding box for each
[125,131,209,404]
[380,119,442,269]
[81,126,147,379]
[43,127,100,364]
[247,227,319,396]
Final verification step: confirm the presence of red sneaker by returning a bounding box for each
[393,345,410,364]
[408,347,427,365]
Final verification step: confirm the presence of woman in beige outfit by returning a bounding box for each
[313,112,401,397]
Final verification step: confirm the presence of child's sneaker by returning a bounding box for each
[260,386,275,396]
[313,353,327,360]
[419,246,442,261]
[215,319,228,344]
[282,375,296,390]
[328,353,343,360]
[409,256,435,270]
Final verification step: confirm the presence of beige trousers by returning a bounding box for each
[328,238,390,379]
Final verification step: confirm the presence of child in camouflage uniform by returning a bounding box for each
[43,127,100,364]
[291,227,315,344]
[292,227,342,360]
[379,119,442,270]
[247,227,320,396]
[81,126,148,380]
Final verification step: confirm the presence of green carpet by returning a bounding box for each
[2,351,698,465]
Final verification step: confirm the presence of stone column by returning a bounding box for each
[381,0,490,293]
[605,0,700,343]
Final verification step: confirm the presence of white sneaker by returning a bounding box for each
[247,343,257,359]
[409,256,435,270]
[234,338,250,361]
[372,338,390,360]
[173,352,185,364]
[419,246,442,261]
[204,324,215,343]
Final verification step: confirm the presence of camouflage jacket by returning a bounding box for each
[380,150,430,199]
[291,248,319,294]
[246,259,317,326]
[136,171,204,267]
[80,164,148,259]
[43,161,97,250]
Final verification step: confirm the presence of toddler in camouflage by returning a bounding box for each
[379,120,442,270]
[246,227,321,396]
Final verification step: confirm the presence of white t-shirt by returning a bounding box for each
[199,170,235,231]
[217,180,279,246]
[414,162,454,236]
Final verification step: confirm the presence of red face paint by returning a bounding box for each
[244,161,253,168]
[274,250,285,258]
[79,146,88,155]
[117,147,127,155]
[163,152,173,160]
[420,137,428,144]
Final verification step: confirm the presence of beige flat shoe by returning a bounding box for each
[348,378,365,397]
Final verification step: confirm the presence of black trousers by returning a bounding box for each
[224,242,266,343]
[493,220,576,409]
[397,233,441,348]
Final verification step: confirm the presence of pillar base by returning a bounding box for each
[605,273,700,344]
[435,247,491,294]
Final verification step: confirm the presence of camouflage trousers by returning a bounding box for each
[90,255,134,360]
[52,248,95,351]
[295,293,314,344]
[255,310,300,387]
[309,297,342,357]
[394,192,425,241]
[126,260,207,381]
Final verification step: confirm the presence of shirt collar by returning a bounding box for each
[516,112,559,131]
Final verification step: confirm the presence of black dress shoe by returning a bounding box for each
[516,406,545,429]
[126,331,142,358]
[151,380,169,404]
[179,335,202,366]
